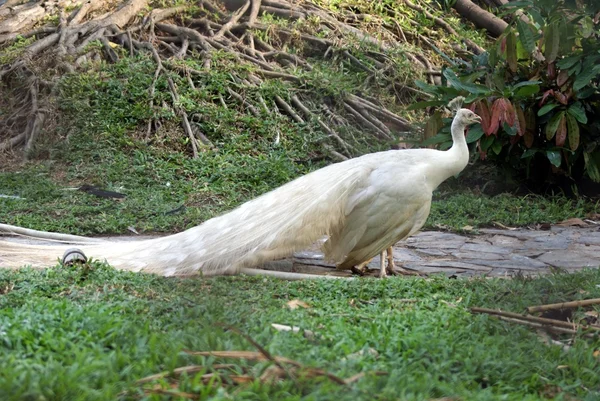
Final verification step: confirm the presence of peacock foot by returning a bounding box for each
[388,266,425,276]
[350,266,366,276]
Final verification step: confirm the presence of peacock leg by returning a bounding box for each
[386,246,422,276]
[386,247,394,274]
[379,251,387,278]
[351,259,372,275]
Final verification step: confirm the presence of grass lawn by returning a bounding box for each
[1,264,599,400]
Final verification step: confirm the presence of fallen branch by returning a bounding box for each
[471,307,599,338]
[453,0,508,38]
[214,0,251,39]
[274,95,304,123]
[290,95,352,156]
[527,299,600,314]
[404,0,484,55]
[256,69,301,83]
[346,94,411,131]
[136,364,236,384]
[344,102,390,140]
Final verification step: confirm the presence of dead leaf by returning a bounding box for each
[271,323,315,339]
[586,212,600,220]
[556,365,570,369]
[461,225,474,231]
[492,221,517,230]
[539,223,552,231]
[557,218,588,227]
[286,299,310,310]
[593,349,600,358]
[539,384,563,398]
[184,350,302,366]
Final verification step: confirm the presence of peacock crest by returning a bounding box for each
[447,96,465,112]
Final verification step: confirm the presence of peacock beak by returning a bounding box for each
[472,115,482,124]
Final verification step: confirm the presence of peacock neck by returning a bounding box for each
[427,119,470,189]
[447,119,470,176]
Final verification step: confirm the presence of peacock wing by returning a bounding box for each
[323,160,432,267]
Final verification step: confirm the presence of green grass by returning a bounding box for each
[429,191,600,231]
[1,264,599,400]
[2,164,598,235]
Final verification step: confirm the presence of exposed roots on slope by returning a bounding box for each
[0,0,482,159]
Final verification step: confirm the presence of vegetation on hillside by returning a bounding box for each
[417,0,600,186]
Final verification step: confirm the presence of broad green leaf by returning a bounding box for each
[529,8,544,27]
[573,64,600,91]
[443,69,490,95]
[555,114,567,147]
[491,72,505,91]
[567,102,587,124]
[466,125,484,143]
[503,122,517,136]
[515,84,540,97]
[421,132,451,146]
[565,113,580,151]
[556,55,581,70]
[516,19,536,54]
[480,135,495,152]
[506,31,518,72]
[488,45,499,68]
[414,80,440,94]
[511,80,542,89]
[543,21,559,63]
[545,111,564,140]
[537,103,558,116]
[580,16,594,38]
[521,149,537,159]
[576,87,596,99]
[464,93,480,104]
[491,140,503,155]
[584,151,600,182]
[424,111,443,140]
[546,150,562,167]
[463,70,487,83]
[557,19,574,55]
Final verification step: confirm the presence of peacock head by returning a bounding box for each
[448,96,481,128]
[455,108,482,127]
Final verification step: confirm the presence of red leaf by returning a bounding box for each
[515,107,527,136]
[500,36,507,53]
[556,70,569,87]
[547,63,556,80]
[539,90,555,107]
[555,114,567,147]
[502,99,516,127]
[554,91,568,105]
[510,135,520,145]
[524,130,534,147]
[475,100,492,135]
[489,99,503,135]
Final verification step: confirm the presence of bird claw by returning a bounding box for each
[389,267,425,276]
[350,266,365,276]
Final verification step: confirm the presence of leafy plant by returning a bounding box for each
[413,0,600,183]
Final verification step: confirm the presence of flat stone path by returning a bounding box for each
[3,226,600,277]
[261,226,600,277]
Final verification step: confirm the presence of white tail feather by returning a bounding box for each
[0,155,376,276]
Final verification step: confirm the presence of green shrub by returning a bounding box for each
[414,0,600,183]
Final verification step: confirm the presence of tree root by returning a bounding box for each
[2,0,486,159]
